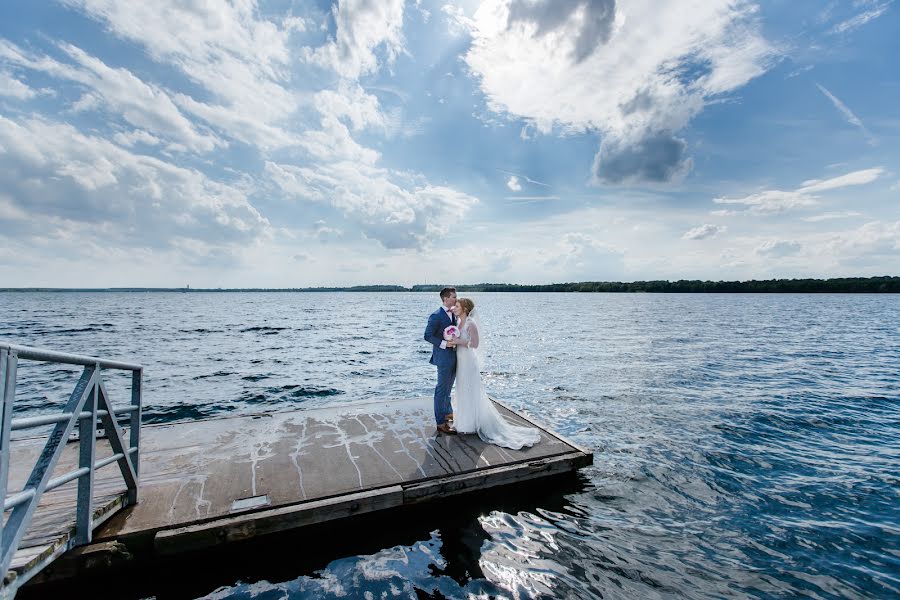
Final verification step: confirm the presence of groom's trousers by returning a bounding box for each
[434,362,456,424]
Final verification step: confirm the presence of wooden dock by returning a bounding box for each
[8,396,592,587]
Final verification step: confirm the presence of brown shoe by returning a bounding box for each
[436,423,457,435]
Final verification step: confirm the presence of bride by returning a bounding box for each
[450,298,541,450]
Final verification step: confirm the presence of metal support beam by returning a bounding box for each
[97,381,138,502]
[75,369,99,546]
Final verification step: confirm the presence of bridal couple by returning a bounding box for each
[424,287,540,450]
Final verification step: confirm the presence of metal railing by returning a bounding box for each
[0,342,142,596]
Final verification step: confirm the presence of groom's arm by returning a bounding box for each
[424,312,448,349]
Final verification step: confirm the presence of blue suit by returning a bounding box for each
[424,306,457,425]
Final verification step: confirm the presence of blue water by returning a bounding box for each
[2,292,898,599]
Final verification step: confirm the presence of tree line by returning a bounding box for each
[413,276,900,293]
[4,276,898,293]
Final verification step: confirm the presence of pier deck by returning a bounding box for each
[9,397,592,585]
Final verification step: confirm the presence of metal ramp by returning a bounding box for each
[1,343,142,599]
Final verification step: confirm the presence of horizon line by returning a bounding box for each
[2,275,898,292]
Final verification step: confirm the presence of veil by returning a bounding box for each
[466,308,487,372]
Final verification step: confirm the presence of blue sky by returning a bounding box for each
[0,0,897,287]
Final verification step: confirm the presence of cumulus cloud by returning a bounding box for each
[306,0,406,79]
[507,175,522,191]
[683,224,726,240]
[0,115,269,250]
[53,0,476,252]
[465,0,777,183]
[265,160,477,250]
[714,167,884,214]
[593,132,692,184]
[507,0,617,63]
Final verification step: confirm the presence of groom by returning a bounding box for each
[424,287,458,434]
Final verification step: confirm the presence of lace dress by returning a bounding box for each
[452,319,540,450]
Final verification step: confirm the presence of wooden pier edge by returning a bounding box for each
[153,449,590,555]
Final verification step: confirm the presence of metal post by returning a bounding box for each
[74,366,99,545]
[0,349,13,561]
[129,369,142,505]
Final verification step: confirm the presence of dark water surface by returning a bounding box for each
[2,292,898,599]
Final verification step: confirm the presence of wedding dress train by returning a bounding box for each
[452,320,540,450]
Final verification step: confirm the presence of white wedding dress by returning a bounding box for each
[452,318,541,450]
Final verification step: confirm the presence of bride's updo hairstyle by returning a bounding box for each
[457,298,475,316]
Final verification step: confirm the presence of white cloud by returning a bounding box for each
[306,0,406,80]
[815,83,876,146]
[824,220,900,256]
[506,175,522,191]
[62,0,305,148]
[0,40,223,153]
[802,211,863,222]
[442,4,475,37]
[314,83,386,132]
[683,224,726,240]
[714,167,885,214]
[464,0,777,183]
[113,129,162,148]
[265,160,477,250]
[0,70,37,99]
[756,239,802,256]
[830,3,891,34]
[798,168,884,193]
[0,115,269,251]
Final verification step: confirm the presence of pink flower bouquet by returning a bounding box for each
[443,325,459,341]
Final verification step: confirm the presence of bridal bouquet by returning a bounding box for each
[443,325,459,341]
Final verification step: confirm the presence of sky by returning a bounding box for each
[0,0,898,287]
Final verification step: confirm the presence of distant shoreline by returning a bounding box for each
[2,276,898,293]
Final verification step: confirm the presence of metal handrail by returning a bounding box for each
[12,406,138,431]
[0,343,142,371]
[0,342,143,597]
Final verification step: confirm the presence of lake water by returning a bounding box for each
[2,292,898,599]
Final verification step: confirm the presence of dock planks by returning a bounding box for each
[8,396,591,585]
